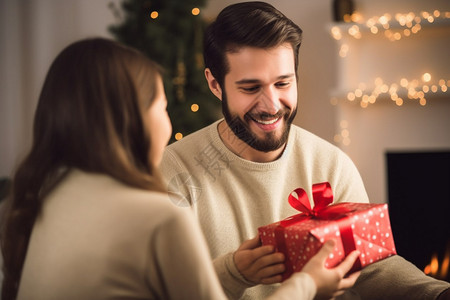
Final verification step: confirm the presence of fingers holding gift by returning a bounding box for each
[301,240,361,300]
[237,234,262,250]
[234,236,286,284]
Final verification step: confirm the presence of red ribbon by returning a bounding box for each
[276,182,360,279]
[280,182,351,228]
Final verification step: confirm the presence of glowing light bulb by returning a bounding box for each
[331,26,342,40]
[347,92,356,101]
[391,93,399,101]
[150,11,159,19]
[422,73,431,82]
[192,8,200,16]
[175,132,183,140]
[353,13,364,23]
[400,78,409,87]
[348,25,359,36]
[379,15,389,25]
[366,18,376,27]
[344,14,352,22]
[421,11,430,19]
[339,44,349,58]
[389,83,398,93]
[191,104,199,112]
[341,129,350,138]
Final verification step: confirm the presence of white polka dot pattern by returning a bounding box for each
[258,203,397,280]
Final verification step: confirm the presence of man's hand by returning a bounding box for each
[234,235,285,284]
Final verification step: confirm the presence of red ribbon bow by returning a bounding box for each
[286,182,351,221]
[289,182,333,217]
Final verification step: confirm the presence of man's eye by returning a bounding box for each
[275,82,290,88]
[240,86,260,93]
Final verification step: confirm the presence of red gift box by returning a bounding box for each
[258,182,397,280]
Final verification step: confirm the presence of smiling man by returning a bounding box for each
[206,43,297,162]
[159,2,450,300]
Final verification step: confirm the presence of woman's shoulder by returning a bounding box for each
[55,169,186,224]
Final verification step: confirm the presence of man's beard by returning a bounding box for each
[221,92,297,152]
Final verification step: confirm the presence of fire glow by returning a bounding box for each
[424,243,450,280]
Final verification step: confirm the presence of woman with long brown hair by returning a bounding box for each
[1,38,359,300]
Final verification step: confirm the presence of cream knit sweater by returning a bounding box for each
[160,120,368,299]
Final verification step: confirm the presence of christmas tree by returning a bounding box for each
[109,0,221,143]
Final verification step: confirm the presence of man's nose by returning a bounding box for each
[256,87,281,115]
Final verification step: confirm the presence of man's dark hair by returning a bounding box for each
[203,1,303,87]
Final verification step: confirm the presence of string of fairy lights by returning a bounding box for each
[330,9,449,109]
[330,75,450,108]
[331,10,450,42]
[332,75,450,145]
[330,9,449,146]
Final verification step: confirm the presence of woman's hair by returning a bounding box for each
[1,38,164,299]
[203,1,303,88]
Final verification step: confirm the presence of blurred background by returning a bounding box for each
[1,0,449,280]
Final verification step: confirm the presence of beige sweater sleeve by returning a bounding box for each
[212,252,254,299]
[151,207,229,300]
[267,272,316,300]
[157,207,319,300]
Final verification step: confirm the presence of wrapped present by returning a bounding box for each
[258,182,396,280]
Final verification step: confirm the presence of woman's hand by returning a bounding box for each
[302,239,361,300]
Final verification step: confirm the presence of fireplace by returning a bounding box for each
[386,151,450,282]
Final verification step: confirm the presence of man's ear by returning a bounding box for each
[205,68,223,100]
